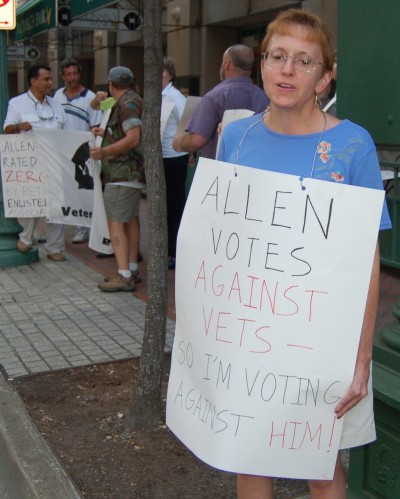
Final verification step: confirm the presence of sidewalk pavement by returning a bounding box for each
[0,241,176,379]
[0,201,399,496]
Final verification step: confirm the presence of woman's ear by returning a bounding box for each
[315,70,333,97]
[260,59,267,82]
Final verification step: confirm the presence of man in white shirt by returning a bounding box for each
[3,64,67,261]
[161,57,188,270]
[54,58,102,243]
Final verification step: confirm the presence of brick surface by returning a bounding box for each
[0,240,175,378]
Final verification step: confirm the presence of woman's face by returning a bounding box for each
[162,69,172,90]
[261,26,331,112]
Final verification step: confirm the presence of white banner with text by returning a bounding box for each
[0,130,112,254]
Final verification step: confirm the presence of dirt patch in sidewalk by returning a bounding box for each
[12,356,309,498]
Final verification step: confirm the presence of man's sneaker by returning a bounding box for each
[104,270,141,284]
[72,227,89,244]
[98,274,137,292]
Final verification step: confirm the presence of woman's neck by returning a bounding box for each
[264,104,326,135]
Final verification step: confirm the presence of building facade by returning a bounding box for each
[9,0,337,97]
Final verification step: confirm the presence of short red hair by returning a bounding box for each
[261,9,335,71]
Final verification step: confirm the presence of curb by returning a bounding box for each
[0,370,81,498]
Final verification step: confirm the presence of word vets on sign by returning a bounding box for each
[0,0,16,30]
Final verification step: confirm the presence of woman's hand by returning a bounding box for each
[334,361,370,419]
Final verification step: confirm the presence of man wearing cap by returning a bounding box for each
[90,66,144,292]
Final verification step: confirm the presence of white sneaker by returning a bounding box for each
[72,227,89,244]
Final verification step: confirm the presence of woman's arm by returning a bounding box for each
[335,242,380,418]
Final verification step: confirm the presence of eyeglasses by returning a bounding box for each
[28,93,55,120]
[262,49,324,73]
[35,100,54,120]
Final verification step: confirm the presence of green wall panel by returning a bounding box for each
[338,0,400,145]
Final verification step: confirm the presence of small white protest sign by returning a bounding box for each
[0,134,49,218]
[160,101,175,140]
[175,96,202,136]
[166,157,384,480]
[215,109,255,159]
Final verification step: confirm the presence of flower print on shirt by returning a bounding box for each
[313,134,367,184]
[330,170,345,182]
[317,140,331,164]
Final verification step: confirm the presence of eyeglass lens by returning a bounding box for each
[264,49,317,72]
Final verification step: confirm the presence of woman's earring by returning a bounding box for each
[314,94,319,108]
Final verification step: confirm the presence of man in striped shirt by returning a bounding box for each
[54,58,102,243]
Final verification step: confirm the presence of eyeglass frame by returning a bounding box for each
[261,50,324,73]
[28,93,55,120]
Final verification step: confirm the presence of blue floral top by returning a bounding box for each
[218,115,391,230]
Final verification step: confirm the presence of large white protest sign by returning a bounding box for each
[0,134,49,218]
[0,129,112,254]
[33,129,94,227]
[166,158,384,480]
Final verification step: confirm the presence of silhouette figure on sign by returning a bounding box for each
[71,141,94,190]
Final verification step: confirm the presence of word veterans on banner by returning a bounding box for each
[0,134,48,217]
[166,158,384,480]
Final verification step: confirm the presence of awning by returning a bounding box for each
[14,0,57,42]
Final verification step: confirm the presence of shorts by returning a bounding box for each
[103,184,141,223]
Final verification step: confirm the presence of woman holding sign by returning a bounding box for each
[218,9,391,499]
